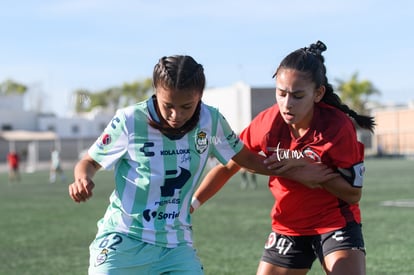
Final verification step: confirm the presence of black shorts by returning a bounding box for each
[260,222,366,269]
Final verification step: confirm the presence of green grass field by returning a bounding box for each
[0,158,413,275]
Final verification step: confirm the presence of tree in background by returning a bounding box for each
[335,72,380,115]
[73,78,152,113]
[0,79,28,95]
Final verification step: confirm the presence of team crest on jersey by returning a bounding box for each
[195,131,208,154]
[95,248,108,267]
[303,147,321,162]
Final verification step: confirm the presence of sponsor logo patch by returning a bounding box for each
[303,147,321,162]
[143,209,180,222]
[264,232,277,249]
[332,230,344,242]
[96,133,112,149]
[101,133,111,145]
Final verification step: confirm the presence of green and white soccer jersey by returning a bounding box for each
[88,98,243,248]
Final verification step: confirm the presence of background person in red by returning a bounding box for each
[193,41,375,275]
[7,151,20,182]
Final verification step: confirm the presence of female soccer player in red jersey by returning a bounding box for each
[193,41,374,275]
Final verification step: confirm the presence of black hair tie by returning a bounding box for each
[305,40,327,55]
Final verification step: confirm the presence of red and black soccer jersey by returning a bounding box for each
[240,102,364,236]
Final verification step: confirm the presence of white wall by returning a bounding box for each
[0,95,38,130]
[0,110,38,131]
[38,111,113,139]
[203,82,252,134]
[0,95,24,110]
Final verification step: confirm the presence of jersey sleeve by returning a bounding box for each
[240,121,263,153]
[327,120,364,168]
[326,121,366,188]
[88,109,130,169]
[239,108,273,153]
[210,112,244,165]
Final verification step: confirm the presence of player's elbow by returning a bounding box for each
[344,190,362,205]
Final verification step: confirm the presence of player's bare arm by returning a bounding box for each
[280,162,340,188]
[232,146,303,176]
[192,159,240,211]
[69,154,101,203]
[319,176,362,204]
[191,146,304,212]
[265,154,362,204]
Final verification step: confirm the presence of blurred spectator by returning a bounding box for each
[49,149,66,183]
[240,168,257,190]
[7,151,20,182]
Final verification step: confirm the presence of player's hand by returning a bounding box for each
[283,162,340,189]
[68,177,95,203]
[264,154,309,174]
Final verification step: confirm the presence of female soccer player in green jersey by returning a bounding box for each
[68,55,335,274]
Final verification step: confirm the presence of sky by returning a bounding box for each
[0,0,413,116]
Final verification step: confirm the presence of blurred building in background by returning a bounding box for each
[202,82,276,134]
[372,102,414,156]
[1,84,413,171]
[0,94,113,171]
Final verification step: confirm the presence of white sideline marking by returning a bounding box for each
[380,199,414,207]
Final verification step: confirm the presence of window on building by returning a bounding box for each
[48,125,55,132]
[72,125,79,134]
[2,124,12,130]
